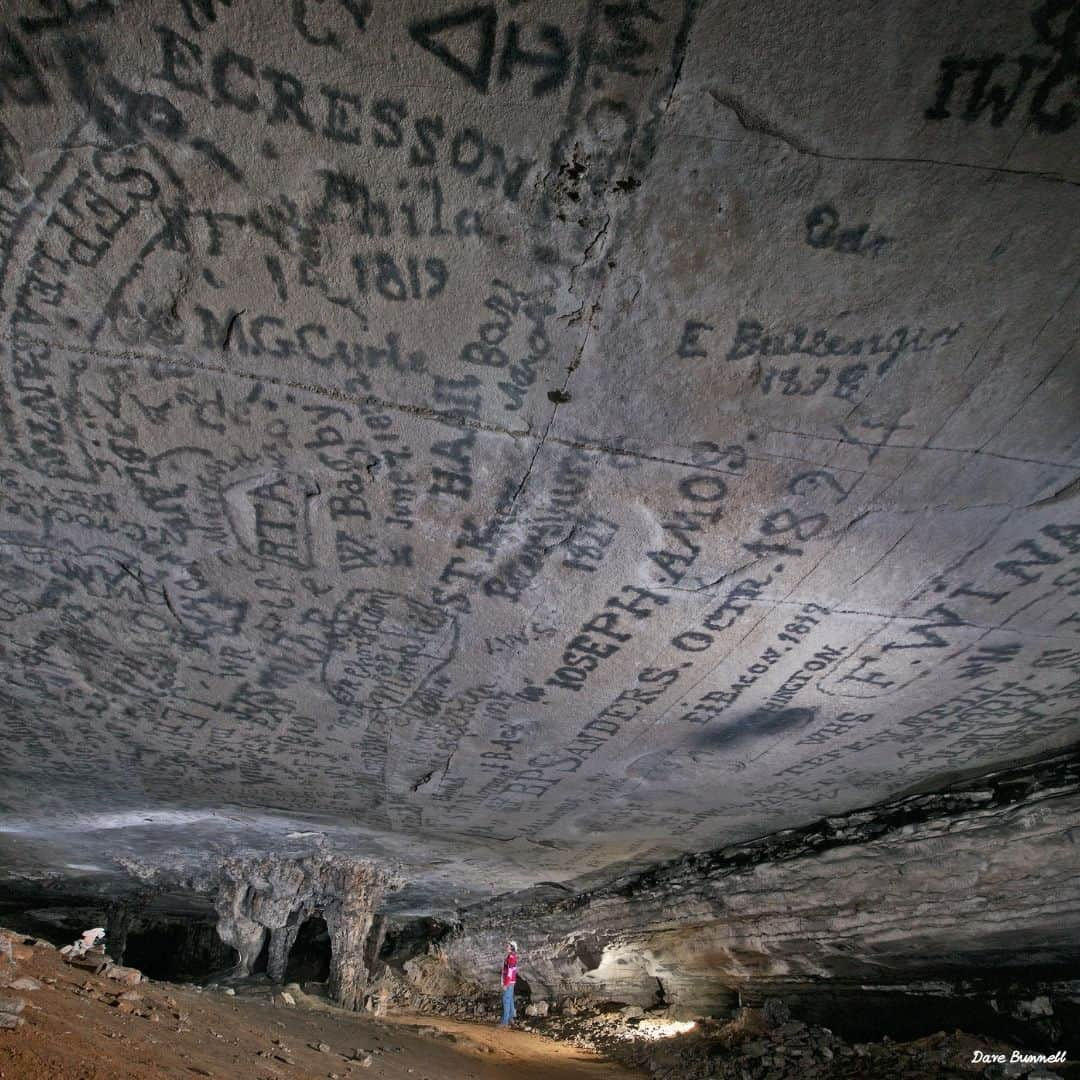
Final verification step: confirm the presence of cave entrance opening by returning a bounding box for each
[122,919,239,982]
[286,915,332,984]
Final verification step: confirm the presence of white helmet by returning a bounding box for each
[509,940,518,951]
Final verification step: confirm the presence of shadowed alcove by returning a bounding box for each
[286,915,332,984]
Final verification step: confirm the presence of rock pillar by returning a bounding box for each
[214,901,268,976]
[212,855,395,997]
[267,921,304,983]
[328,908,376,1010]
[326,862,390,1010]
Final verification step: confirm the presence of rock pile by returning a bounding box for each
[1,925,154,1032]
[54,925,142,987]
[363,951,500,1021]
[382,973,496,1021]
[516,1004,1067,1080]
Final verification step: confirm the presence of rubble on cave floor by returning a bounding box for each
[515,1004,1074,1080]
[382,978,1074,1080]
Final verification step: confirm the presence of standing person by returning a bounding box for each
[498,940,518,1027]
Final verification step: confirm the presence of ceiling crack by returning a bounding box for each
[1027,472,1080,508]
[0,330,758,478]
[160,583,185,629]
[707,89,1080,188]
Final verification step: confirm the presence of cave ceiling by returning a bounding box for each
[0,0,1078,914]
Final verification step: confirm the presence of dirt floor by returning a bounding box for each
[0,934,644,1080]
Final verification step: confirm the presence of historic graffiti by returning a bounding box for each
[924,0,1080,133]
[0,0,1076,908]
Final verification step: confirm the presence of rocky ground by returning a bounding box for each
[518,1005,1073,1080]
[2,927,1074,1079]
[0,928,640,1080]
[384,972,1075,1080]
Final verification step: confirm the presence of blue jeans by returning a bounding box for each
[500,984,515,1024]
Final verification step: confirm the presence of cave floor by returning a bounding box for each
[0,936,644,1079]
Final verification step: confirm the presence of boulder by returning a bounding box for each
[1012,996,1053,1018]
[66,954,109,975]
[103,963,142,986]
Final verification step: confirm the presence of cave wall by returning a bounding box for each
[418,751,1080,1030]
[0,0,1077,937]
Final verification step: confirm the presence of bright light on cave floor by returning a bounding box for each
[624,1019,697,1041]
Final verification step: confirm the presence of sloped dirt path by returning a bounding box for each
[0,933,643,1080]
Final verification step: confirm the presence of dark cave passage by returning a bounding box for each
[122,919,238,983]
[252,929,270,975]
[286,915,332,984]
[513,972,533,1004]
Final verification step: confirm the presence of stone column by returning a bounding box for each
[220,920,268,975]
[212,855,395,996]
[325,862,391,1010]
[215,874,271,974]
[267,920,303,984]
[328,909,376,1010]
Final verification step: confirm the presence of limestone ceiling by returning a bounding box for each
[0,0,1078,912]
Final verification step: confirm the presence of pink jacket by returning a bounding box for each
[501,951,518,988]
